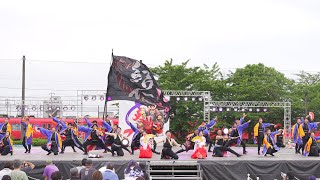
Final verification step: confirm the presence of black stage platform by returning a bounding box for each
[0,146,318,180]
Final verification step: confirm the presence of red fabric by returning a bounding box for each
[191,147,207,159]
[139,146,153,158]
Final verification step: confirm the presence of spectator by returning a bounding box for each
[51,171,62,180]
[70,168,80,180]
[1,175,11,180]
[10,160,28,180]
[43,160,59,180]
[79,159,96,180]
[102,163,119,180]
[92,171,102,180]
[76,158,87,174]
[0,162,13,179]
[124,160,144,179]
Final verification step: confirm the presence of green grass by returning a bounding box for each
[13,138,48,146]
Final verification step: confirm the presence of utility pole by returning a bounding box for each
[21,55,26,139]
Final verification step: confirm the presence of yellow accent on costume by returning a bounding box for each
[58,134,62,148]
[73,127,78,136]
[25,124,33,138]
[254,123,259,137]
[263,135,271,149]
[298,124,305,138]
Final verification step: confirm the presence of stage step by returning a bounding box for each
[147,161,203,180]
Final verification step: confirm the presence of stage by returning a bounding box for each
[0,146,319,180]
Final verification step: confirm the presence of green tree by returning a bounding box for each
[151,59,223,139]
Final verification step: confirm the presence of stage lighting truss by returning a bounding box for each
[70,106,76,111]
[31,106,37,111]
[208,101,291,142]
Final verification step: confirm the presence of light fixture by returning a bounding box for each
[24,106,28,111]
[71,106,76,111]
[212,107,217,112]
[234,108,238,112]
[16,105,21,111]
[63,106,68,111]
[263,108,267,112]
[32,106,37,111]
[191,97,196,101]
[56,107,60,110]
[92,95,96,101]
[39,105,44,111]
[249,108,253,112]
[241,108,246,112]
[226,108,230,112]
[256,108,260,112]
[100,95,105,101]
[184,97,188,101]
[219,107,223,112]
[84,95,89,101]
[176,97,180,101]
[198,97,203,101]
[48,106,52,111]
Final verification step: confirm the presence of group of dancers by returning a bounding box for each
[1,113,320,158]
[292,115,320,156]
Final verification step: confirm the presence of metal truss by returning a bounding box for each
[209,101,292,141]
[162,90,211,121]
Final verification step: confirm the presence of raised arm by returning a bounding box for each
[102,121,113,132]
[84,117,92,127]
[39,128,51,137]
[206,118,217,128]
[78,126,91,133]
[239,120,251,131]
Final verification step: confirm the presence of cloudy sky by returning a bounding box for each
[1,0,320,98]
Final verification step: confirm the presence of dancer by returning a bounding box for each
[262,128,281,156]
[0,131,13,156]
[38,127,62,155]
[176,129,199,154]
[226,120,251,154]
[254,118,274,155]
[292,118,302,154]
[0,118,11,139]
[213,129,241,157]
[160,130,180,159]
[235,113,247,125]
[191,131,207,159]
[299,116,319,154]
[304,132,320,157]
[105,127,131,156]
[139,131,154,158]
[60,123,85,153]
[198,117,217,152]
[128,122,144,155]
[79,124,110,155]
[275,129,285,148]
[21,117,33,153]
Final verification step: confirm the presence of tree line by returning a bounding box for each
[150,60,320,141]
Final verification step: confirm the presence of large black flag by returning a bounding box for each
[106,55,170,112]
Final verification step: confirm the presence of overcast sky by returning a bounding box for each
[1,0,320,98]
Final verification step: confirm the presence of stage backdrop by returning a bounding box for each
[118,100,169,144]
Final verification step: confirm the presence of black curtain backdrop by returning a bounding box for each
[200,160,320,180]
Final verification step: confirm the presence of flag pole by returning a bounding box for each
[102,49,113,121]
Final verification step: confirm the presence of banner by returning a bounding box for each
[106,55,170,116]
[119,101,169,143]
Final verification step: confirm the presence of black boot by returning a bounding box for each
[28,145,31,153]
